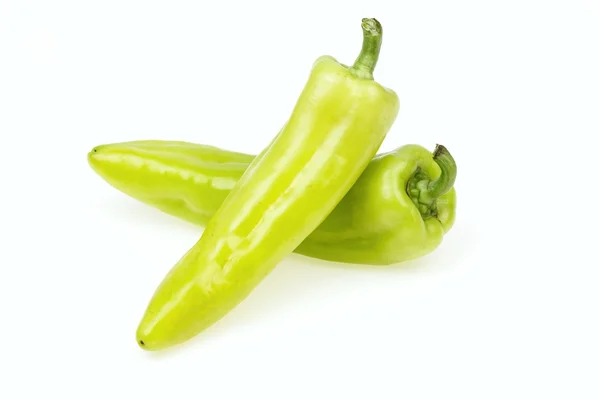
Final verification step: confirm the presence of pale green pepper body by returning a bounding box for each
[133,19,400,350]
[89,142,456,265]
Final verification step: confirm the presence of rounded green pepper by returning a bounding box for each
[295,144,456,264]
[89,141,457,265]
[133,18,400,350]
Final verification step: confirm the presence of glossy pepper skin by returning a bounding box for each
[88,141,254,226]
[295,144,456,264]
[134,18,400,351]
[89,141,457,265]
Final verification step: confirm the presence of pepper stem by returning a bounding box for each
[350,18,383,80]
[407,144,457,219]
[426,144,457,199]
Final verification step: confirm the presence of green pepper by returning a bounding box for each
[132,18,400,351]
[88,141,457,265]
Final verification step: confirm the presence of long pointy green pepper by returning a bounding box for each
[129,18,400,350]
[89,140,457,265]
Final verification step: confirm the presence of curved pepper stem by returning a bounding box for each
[350,18,383,80]
[408,144,457,219]
[427,144,457,199]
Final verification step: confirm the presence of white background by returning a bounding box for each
[1,0,599,398]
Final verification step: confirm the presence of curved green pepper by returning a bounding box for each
[89,141,457,265]
[133,18,400,350]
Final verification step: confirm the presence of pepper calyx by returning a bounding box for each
[407,144,457,220]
